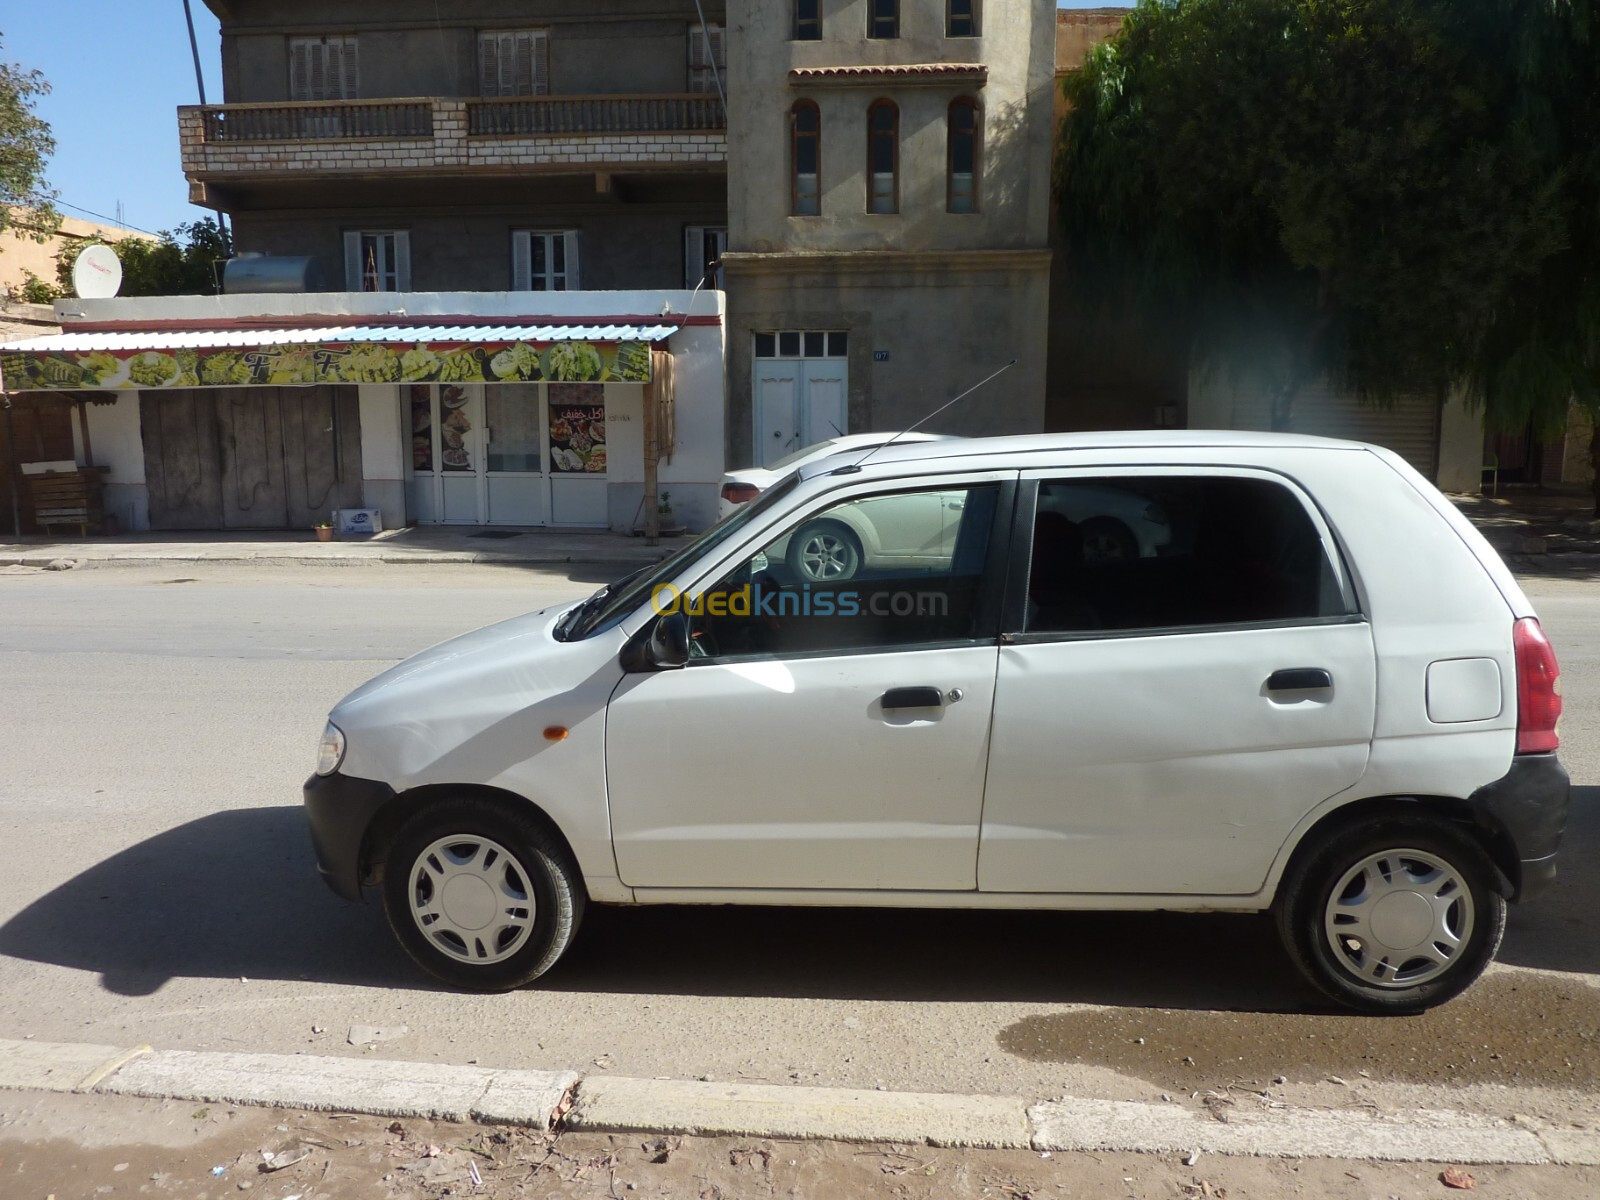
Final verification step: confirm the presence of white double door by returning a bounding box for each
[754,357,848,467]
[408,383,604,527]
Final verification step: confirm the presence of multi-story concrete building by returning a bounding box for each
[721,0,1057,468]
[183,0,729,294]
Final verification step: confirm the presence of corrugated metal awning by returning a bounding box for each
[0,323,673,391]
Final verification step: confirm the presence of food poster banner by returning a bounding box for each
[0,339,653,391]
[548,384,606,474]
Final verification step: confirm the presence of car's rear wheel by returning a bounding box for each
[787,520,862,582]
[382,797,584,992]
[1275,818,1504,1013]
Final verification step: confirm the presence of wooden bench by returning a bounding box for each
[26,468,104,537]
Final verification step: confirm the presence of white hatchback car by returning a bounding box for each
[306,432,1568,1013]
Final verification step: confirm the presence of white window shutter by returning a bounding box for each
[563,231,580,290]
[684,226,701,289]
[324,40,342,100]
[511,32,534,96]
[343,231,363,290]
[532,31,549,95]
[340,37,359,99]
[478,33,498,96]
[709,25,725,70]
[393,231,412,290]
[511,230,532,290]
[290,40,312,101]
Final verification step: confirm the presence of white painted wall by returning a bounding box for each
[358,383,406,526]
[74,393,149,531]
[1436,391,1486,493]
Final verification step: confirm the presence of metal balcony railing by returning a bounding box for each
[466,94,725,137]
[197,99,434,142]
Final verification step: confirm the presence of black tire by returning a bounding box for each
[1274,818,1505,1014]
[382,796,585,992]
[786,519,863,582]
[1079,517,1139,563]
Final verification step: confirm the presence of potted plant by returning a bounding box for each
[314,521,335,542]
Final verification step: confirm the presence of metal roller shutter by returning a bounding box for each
[1223,378,1441,481]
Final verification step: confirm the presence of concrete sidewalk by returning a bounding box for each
[2,1037,1597,1165]
[0,525,678,569]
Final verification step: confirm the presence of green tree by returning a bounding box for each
[0,37,59,253]
[58,218,232,298]
[1057,0,1590,493]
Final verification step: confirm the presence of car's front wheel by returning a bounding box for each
[382,797,584,992]
[1275,818,1505,1013]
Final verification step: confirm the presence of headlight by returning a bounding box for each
[315,722,346,777]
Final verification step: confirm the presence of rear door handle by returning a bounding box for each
[1267,668,1333,691]
[881,686,945,710]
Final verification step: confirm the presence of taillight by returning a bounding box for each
[721,482,761,506]
[1513,617,1562,754]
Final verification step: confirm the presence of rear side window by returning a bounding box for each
[1023,475,1349,635]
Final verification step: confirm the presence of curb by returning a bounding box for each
[1,1037,1597,1166]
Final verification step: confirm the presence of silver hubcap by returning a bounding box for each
[409,835,536,965]
[1323,848,1474,989]
[799,532,852,580]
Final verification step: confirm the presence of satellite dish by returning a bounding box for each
[72,243,123,299]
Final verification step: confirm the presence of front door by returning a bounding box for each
[605,475,1010,891]
[752,330,849,467]
[407,383,556,526]
[978,470,1378,896]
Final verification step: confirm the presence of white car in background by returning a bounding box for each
[717,432,953,519]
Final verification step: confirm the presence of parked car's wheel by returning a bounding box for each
[382,797,584,992]
[787,520,863,582]
[1079,516,1139,563]
[1274,818,1504,1014]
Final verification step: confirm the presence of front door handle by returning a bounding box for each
[1267,668,1333,691]
[881,686,945,710]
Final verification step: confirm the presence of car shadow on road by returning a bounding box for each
[1498,783,1600,976]
[0,806,414,997]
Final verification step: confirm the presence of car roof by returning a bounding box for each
[797,429,1374,481]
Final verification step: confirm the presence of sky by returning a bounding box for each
[6,1,1131,239]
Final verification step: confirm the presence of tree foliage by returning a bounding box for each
[0,36,59,250]
[1057,0,1595,444]
[57,218,232,298]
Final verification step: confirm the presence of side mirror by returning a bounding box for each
[622,612,690,672]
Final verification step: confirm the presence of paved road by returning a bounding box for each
[0,563,1595,1126]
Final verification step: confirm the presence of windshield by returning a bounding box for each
[563,474,800,639]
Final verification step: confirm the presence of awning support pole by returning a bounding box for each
[3,394,20,538]
[643,364,660,547]
[77,399,94,469]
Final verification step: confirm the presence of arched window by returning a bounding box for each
[948,97,980,213]
[791,101,821,215]
[867,100,899,214]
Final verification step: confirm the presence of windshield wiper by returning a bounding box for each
[556,566,650,642]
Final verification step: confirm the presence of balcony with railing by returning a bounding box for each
[179,94,727,186]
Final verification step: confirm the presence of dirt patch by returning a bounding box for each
[0,1089,1593,1200]
[998,972,1600,1091]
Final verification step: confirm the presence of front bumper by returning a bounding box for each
[303,771,395,901]
[1467,752,1570,902]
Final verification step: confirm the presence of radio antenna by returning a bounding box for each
[833,358,1017,474]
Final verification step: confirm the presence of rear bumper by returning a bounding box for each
[1467,753,1570,901]
[303,771,395,902]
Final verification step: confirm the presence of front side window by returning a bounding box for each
[289,35,358,101]
[948,0,980,37]
[868,100,899,214]
[681,483,1001,659]
[795,0,822,40]
[1021,475,1348,635]
[687,22,725,93]
[791,101,821,215]
[478,29,549,97]
[344,230,409,291]
[869,0,900,39]
[512,230,580,291]
[948,97,980,212]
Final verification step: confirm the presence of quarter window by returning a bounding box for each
[1021,476,1348,635]
[948,0,980,37]
[867,100,899,215]
[684,483,1001,659]
[795,0,822,40]
[948,97,980,212]
[791,101,821,215]
[869,0,900,39]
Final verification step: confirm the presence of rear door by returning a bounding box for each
[979,468,1377,896]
